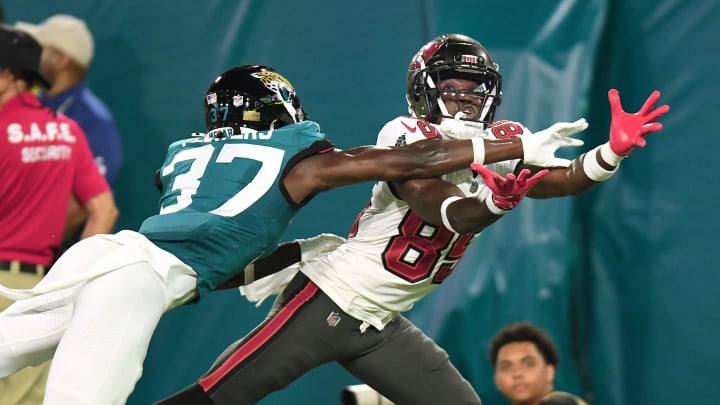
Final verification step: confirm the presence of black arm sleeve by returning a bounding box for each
[216,241,301,290]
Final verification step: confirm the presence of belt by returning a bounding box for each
[0,260,47,276]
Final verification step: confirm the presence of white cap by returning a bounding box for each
[15,14,94,68]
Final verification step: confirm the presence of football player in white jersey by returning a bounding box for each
[156,34,669,405]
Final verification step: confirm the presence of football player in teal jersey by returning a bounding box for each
[0,64,586,405]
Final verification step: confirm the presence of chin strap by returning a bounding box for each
[281,101,298,123]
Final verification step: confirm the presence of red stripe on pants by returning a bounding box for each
[198,281,318,391]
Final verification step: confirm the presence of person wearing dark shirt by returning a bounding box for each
[16,14,124,245]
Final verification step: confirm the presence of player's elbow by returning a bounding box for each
[447,202,499,234]
[451,221,477,235]
[451,216,488,234]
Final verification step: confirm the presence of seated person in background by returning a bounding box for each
[489,322,588,405]
[339,321,588,405]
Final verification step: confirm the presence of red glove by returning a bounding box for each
[470,163,549,211]
[608,89,670,156]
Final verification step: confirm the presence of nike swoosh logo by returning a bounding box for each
[401,121,417,133]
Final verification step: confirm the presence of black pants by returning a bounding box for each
[156,273,481,405]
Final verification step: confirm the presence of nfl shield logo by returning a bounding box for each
[233,95,243,107]
[326,311,341,327]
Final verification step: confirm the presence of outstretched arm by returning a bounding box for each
[526,89,670,198]
[288,137,519,199]
[285,120,585,204]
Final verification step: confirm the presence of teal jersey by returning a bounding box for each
[139,121,333,298]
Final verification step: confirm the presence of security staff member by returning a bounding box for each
[0,25,118,405]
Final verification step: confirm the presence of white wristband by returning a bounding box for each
[471,138,485,165]
[582,144,620,182]
[440,196,463,233]
[485,195,508,216]
[599,142,625,166]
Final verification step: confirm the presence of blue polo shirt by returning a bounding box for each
[40,81,124,185]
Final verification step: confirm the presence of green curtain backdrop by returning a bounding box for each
[3,1,718,404]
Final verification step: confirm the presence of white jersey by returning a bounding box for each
[302,116,528,330]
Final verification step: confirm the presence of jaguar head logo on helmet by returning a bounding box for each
[204,64,307,137]
[406,34,502,139]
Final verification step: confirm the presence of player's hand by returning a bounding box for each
[519,119,587,168]
[296,233,346,262]
[608,89,670,156]
[470,163,549,211]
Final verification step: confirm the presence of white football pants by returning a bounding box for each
[0,231,197,405]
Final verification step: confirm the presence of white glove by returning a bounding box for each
[520,118,587,167]
[298,233,346,262]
